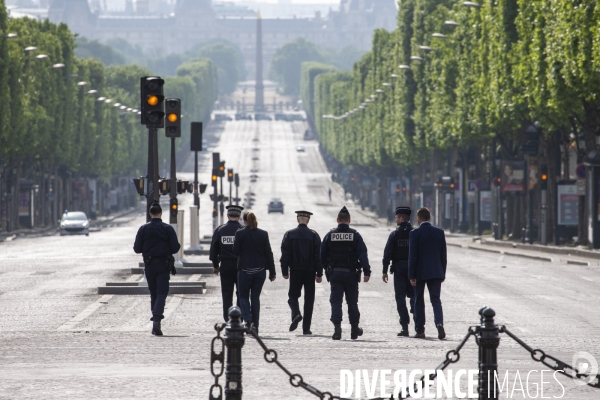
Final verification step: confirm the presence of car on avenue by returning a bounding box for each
[267,198,284,214]
[59,211,90,236]
[296,146,305,152]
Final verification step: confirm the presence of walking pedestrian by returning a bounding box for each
[209,205,244,322]
[281,210,323,335]
[133,201,180,336]
[328,188,332,202]
[408,207,447,340]
[232,212,276,334]
[321,206,371,340]
[382,206,415,337]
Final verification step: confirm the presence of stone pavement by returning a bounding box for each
[0,116,598,399]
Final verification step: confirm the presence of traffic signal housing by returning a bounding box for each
[199,183,208,194]
[211,169,218,187]
[437,176,455,191]
[219,161,225,177]
[159,179,170,196]
[140,76,165,127]
[165,98,181,138]
[176,180,189,194]
[133,177,145,196]
[170,198,178,219]
[227,169,234,182]
[234,173,239,187]
[541,166,548,190]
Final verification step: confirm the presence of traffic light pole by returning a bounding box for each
[229,181,232,206]
[219,176,224,225]
[194,151,199,212]
[170,137,177,224]
[146,127,160,222]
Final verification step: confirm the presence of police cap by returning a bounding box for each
[395,206,411,216]
[226,205,244,217]
[338,206,350,218]
[295,210,313,218]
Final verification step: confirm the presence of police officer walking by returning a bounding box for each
[281,210,323,335]
[320,206,371,340]
[382,206,415,337]
[209,205,244,322]
[133,202,181,336]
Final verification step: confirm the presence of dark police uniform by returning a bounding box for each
[209,205,244,322]
[280,210,322,334]
[133,203,181,335]
[383,206,415,335]
[320,206,371,340]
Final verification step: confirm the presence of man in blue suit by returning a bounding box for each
[408,207,447,339]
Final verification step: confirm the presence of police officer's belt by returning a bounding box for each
[331,268,355,273]
[145,256,168,262]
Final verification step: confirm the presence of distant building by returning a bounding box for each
[47,0,398,78]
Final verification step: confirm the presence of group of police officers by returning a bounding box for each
[209,204,447,341]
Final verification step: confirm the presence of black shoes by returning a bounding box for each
[152,319,163,336]
[332,324,342,340]
[350,324,363,340]
[414,332,425,339]
[303,330,312,335]
[289,314,303,332]
[437,324,446,339]
[397,324,409,337]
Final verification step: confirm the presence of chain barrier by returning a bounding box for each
[500,326,600,389]
[246,326,344,400]
[209,323,226,400]
[401,326,479,399]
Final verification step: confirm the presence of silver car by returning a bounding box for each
[267,198,284,214]
[60,211,90,236]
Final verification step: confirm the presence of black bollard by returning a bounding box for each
[225,306,245,400]
[478,307,500,400]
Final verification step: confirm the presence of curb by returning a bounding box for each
[467,245,502,254]
[567,260,591,266]
[503,251,552,262]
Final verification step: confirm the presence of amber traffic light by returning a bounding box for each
[227,168,234,182]
[165,98,181,138]
[140,76,165,127]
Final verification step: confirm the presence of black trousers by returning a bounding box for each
[287,269,316,331]
[144,258,170,321]
[392,262,415,327]
[329,270,360,325]
[220,262,240,322]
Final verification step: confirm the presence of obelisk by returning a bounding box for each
[254,11,264,112]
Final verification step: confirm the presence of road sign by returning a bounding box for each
[576,164,586,180]
[468,181,476,192]
[476,179,483,190]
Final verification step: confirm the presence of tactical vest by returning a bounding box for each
[217,222,243,261]
[392,223,412,262]
[328,227,358,268]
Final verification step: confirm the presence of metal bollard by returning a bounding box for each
[225,306,245,400]
[478,307,500,400]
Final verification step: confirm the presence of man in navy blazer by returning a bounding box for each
[408,207,447,339]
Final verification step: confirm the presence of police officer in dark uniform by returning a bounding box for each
[209,204,244,322]
[382,206,415,337]
[133,201,181,336]
[281,210,323,335]
[320,206,371,340]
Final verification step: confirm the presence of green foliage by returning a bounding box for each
[198,42,240,95]
[269,38,324,96]
[0,17,216,181]
[75,36,126,66]
[302,0,600,171]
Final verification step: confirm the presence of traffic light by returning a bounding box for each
[234,173,239,187]
[493,177,501,187]
[227,168,234,182]
[165,98,181,138]
[159,179,170,196]
[219,161,225,177]
[176,180,189,194]
[211,169,218,187]
[541,165,548,190]
[438,176,455,191]
[170,198,178,219]
[199,183,208,194]
[133,177,144,196]
[140,76,165,127]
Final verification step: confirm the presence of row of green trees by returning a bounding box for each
[301,0,600,241]
[0,6,217,228]
[302,0,600,169]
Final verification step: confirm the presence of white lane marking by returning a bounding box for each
[582,276,594,282]
[57,295,113,331]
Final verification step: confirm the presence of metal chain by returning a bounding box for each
[500,326,600,389]
[209,323,227,400]
[401,326,479,399]
[246,326,345,399]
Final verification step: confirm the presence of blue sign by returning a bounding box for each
[468,181,476,192]
[476,179,483,190]
[576,164,586,180]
